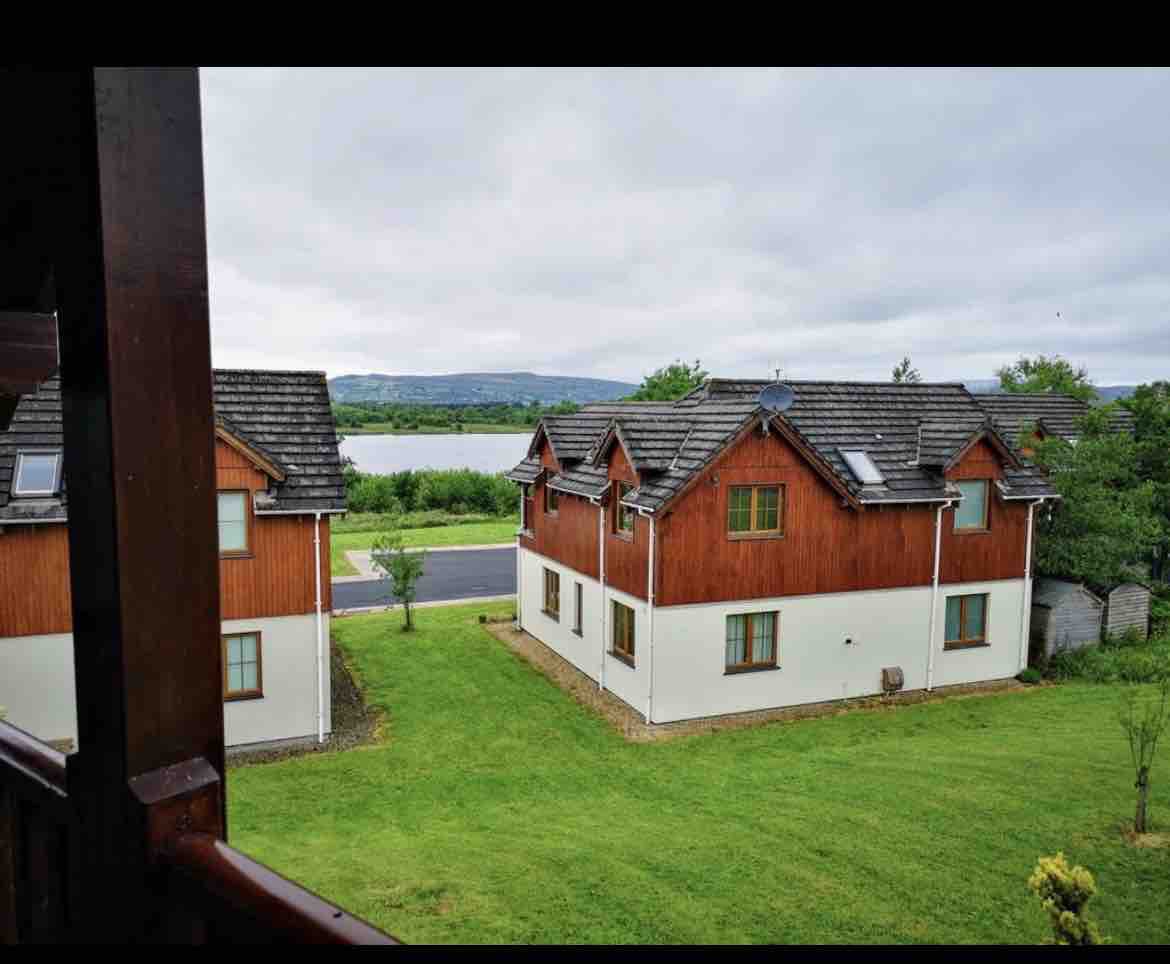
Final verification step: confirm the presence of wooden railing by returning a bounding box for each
[0,721,397,944]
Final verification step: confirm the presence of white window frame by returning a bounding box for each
[13,450,62,497]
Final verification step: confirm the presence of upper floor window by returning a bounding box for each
[614,482,634,538]
[13,451,62,496]
[520,484,532,531]
[728,485,783,538]
[954,480,989,532]
[726,611,779,672]
[545,484,559,515]
[944,593,988,650]
[217,491,250,556]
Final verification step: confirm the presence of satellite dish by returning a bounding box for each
[759,382,795,414]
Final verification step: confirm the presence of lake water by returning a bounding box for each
[340,432,533,475]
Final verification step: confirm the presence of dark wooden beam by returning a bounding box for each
[46,67,224,942]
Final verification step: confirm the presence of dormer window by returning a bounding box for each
[13,451,62,497]
[954,480,989,532]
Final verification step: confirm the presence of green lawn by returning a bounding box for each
[331,519,517,576]
[228,604,1170,944]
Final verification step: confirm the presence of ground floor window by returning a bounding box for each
[223,632,262,700]
[573,582,583,635]
[612,601,635,664]
[543,568,560,621]
[725,611,779,671]
[944,594,988,650]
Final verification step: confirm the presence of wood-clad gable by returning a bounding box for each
[605,444,648,600]
[0,438,330,638]
[520,436,600,581]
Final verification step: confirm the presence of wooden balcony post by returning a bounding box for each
[47,67,225,942]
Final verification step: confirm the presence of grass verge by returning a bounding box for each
[331,516,517,576]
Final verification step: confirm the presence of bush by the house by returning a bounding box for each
[1046,632,1170,684]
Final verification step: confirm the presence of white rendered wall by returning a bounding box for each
[0,632,76,744]
[518,547,650,716]
[0,613,331,749]
[650,578,1026,723]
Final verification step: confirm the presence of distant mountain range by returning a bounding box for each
[328,372,638,405]
[963,380,1136,403]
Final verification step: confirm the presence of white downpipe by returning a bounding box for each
[598,502,607,691]
[313,511,325,744]
[515,488,524,631]
[926,499,954,692]
[645,514,656,724]
[1018,498,1044,672]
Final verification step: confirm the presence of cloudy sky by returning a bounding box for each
[200,67,1169,387]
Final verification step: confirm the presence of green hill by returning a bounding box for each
[328,371,636,405]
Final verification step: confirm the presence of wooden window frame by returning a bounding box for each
[12,449,63,497]
[572,582,583,636]
[542,567,560,621]
[952,479,990,534]
[545,483,559,517]
[217,489,253,559]
[611,600,635,666]
[944,593,990,650]
[222,631,264,701]
[520,484,533,535]
[727,483,785,541]
[724,611,780,674]
[612,481,635,541]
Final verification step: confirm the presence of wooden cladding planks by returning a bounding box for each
[0,525,72,637]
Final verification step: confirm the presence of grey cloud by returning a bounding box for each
[201,67,1170,386]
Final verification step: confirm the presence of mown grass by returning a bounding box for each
[330,516,517,576]
[228,604,1170,944]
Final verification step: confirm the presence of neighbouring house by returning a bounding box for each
[0,370,346,750]
[1030,578,1105,660]
[506,379,1059,724]
[973,392,1134,454]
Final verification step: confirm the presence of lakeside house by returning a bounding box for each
[0,369,346,751]
[506,379,1060,724]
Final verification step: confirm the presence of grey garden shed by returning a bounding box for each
[1030,579,1104,660]
[1099,583,1150,640]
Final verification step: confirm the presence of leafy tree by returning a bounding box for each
[891,356,921,383]
[1119,675,1170,834]
[1121,382,1170,582]
[1030,407,1163,588]
[371,526,427,631]
[626,359,708,401]
[1028,853,1105,945]
[996,354,1096,402]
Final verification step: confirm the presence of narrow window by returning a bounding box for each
[545,484,559,515]
[217,491,250,555]
[725,611,779,671]
[543,568,560,620]
[944,594,988,649]
[223,632,262,700]
[613,482,635,537]
[612,601,635,664]
[573,582,583,636]
[12,451,62,497]
[954,480,989,531]
[520,484,532,531]
[727,485,784,537]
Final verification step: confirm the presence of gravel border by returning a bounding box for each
[484,623,1030,743]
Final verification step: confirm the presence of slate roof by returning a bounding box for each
[507,379,1059,516]
[0,370,346,523]
[973,393,1134,444]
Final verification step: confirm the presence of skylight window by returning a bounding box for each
[13,451,62,496]
[840,450,884,485]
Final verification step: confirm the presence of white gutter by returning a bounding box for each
[255,508,348,516]
[313,511,325,744]
[643,510,656,724]
[925,499,955,692]
[598,500,607,692]
[1018,497,1051,672]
